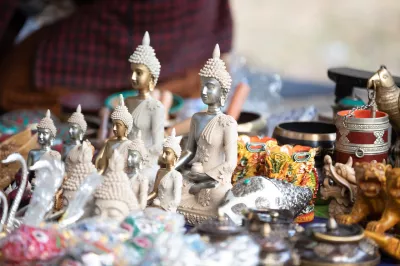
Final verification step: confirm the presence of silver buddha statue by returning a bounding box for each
[176,44,238,225]
[27,110,61,169]
[62,104,87,161]
[126,132,150,210]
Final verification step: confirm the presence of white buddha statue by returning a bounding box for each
[176,45,238,225]
[126,32,165,184]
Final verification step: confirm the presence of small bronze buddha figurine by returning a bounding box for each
[127,31,165,183]
[148,128,183,212]
[62,104,87,162]
[176,44,238,224]
[95,95,133,175]
[27,109,61,169]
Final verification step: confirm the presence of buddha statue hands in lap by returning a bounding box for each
[148,128,183,213]
[95,94,134,175]
[126,31,165,182]
[176,44,238,224]
[62,104,87,163]
[27,109,61,170]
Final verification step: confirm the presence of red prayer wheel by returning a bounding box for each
[335,109,390,164]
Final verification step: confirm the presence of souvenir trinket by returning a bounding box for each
[257,224,300,266]
[219,176,312,226]
[367,66,400,166]
[272,121,336,183]
[232,135,276,181]
[2,153,29,232]
[6,167,32,213]
[96,95,133,175]
[59,173,103,226]
[0,224,66,263]
[320,155,358,218]
[0,191,8,232]
[295,218,380,266]
[27,110,61,169]
[335,105,390,164]
[127,31,165,183]
[120,209,186,264]
[176,44,237,225]
[364,230,400,261]
[24,153,64,227]
[127,132,150,210]
[366,167,400,233]
[62,141,97,212]
[0,128,38,190]
[194,212,245,243]
[242,208,299,239]
[94,150,139,221]
[148,129,183,212]
[336,161,389,225]
[62,104,87,162]
[263,141,318,223]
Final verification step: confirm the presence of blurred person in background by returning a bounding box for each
[0,0,233,116]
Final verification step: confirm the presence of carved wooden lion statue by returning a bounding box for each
[336,160,390,225]
[366,167,400,233]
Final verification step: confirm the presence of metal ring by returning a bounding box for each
[246,142,266,153]
[355,148,365,158]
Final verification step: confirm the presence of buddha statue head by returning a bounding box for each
[160,128,182,168]
[67,104,87,142]
[128,31,161,92]
[94,150,138,221]
[199,44,232,107]
[127,130,149,171]
[110,95,133,138]
[36,110,57,147]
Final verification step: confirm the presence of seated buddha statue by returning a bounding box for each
[94,150,139,221]
[62,104,87,163]
[126,131,150,210]
[27,110,61,182]
[126,31,165,183]
[95,95,133,175]
[176,44,238,225]
[148,128,183,213]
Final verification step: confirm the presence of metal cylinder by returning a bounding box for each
[335,109,390,164]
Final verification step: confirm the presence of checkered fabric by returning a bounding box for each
[34,0,233,91]
[0,0,17,41]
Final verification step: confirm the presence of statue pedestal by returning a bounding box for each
[178,178,231,226]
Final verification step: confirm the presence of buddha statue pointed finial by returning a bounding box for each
[213,44,220,59]
[143,31,150,46]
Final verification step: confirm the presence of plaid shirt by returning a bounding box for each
[0,0,17,41]
[34,0,233,91]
